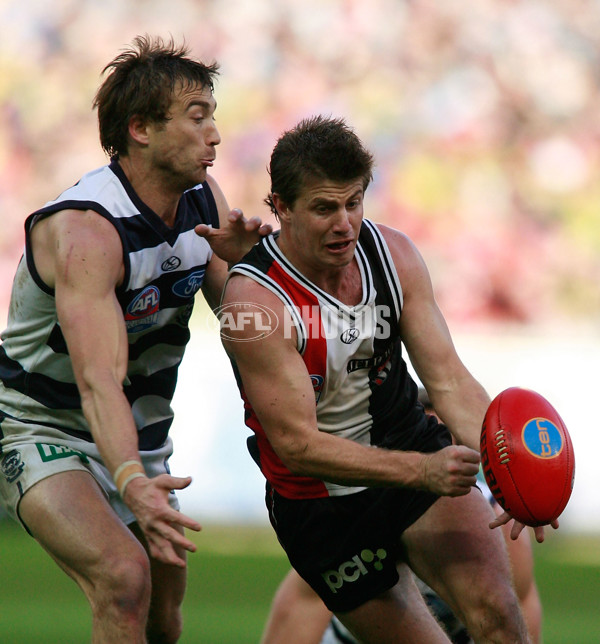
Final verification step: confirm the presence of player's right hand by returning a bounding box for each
[419,445,480,496]
[123,474,202,567]
[489,509,559,543]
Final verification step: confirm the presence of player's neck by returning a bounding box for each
[117,157,181,227]
[278,240,362,305]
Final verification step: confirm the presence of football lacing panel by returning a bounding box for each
[494,429,510,464]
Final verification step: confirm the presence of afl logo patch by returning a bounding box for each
[162,256,181,271]
[522,418,563,459]
[125,285,160,332]
[340,328,360,344]
[1,450,25,483]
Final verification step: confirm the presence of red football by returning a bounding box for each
[480,387,575,526]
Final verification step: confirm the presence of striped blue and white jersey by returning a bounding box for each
[0,160,218,450]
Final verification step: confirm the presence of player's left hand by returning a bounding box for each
[489,509,559,543]
[195,208,272,264]
[123,474,202,567]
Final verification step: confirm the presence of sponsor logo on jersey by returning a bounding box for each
[172,269,206,298]
[1,450,24,483]
[310,374,324,403]
[161,256,181,271]
[36,443,89,464]
[522,418,563,459]
[347,344,393,375]
[125,285,160,332]
[322,548,388,595]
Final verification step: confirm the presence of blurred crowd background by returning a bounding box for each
[1,0,599,528]
[2,0,600,328]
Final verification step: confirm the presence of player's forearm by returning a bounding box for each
[276,431,427,489]
[79,381,142,476]
[429,381,491,451]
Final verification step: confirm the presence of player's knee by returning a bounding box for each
[467,584,528,642]
[92,550,151,625]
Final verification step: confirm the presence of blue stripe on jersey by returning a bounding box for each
[125,363,180,405]
[47,324,69,354]
[137,419,173,451]
[0,161,218,444]
[0,346,81,409]
[127,323,191,362]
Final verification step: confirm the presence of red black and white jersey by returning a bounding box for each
[230,219,430,499]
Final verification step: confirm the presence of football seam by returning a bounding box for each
[494,425,537,524]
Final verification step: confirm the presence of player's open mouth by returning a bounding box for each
[326,240,353,252]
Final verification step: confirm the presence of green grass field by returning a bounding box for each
[0,520,598,643]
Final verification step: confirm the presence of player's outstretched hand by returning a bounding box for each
[195,208,273,264]
[489,509,559,543]
[419,445,480,496]
[122,474,202,567]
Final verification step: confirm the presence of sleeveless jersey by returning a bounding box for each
[231,219,427,499]
[0,160,218,450]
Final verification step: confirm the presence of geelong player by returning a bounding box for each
[0,35,269,642]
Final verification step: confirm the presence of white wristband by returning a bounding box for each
[113,460,143,484]
[113,460,146,498]
[119,471,147,498]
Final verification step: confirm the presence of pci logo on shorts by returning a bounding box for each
[125,285,160,333]
[322,548,388,595]
[1,450,25,483]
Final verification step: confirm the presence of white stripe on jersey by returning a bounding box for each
[127,228,213,290]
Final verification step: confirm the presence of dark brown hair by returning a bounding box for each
[93,35,219,158]
[265,115,374,217]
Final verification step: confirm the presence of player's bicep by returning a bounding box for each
[221,278,318,466]
[51,211,128,391]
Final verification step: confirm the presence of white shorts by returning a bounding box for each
[0,416,179,531]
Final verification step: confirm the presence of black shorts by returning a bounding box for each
[266,422,452,613]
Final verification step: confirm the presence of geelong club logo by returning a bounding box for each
[1,450,25,483]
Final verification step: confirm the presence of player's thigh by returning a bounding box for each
[335,563,450,644]
[19,470,147,588]
[401,488,512,613]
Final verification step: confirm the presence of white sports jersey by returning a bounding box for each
[0,160,217,451]
[231,220,429,499]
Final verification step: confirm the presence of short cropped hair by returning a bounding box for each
[265,115,374,217]
[93,34,219,158]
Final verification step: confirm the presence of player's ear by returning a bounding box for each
[128,115,150,146]
[272,194,291,223]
